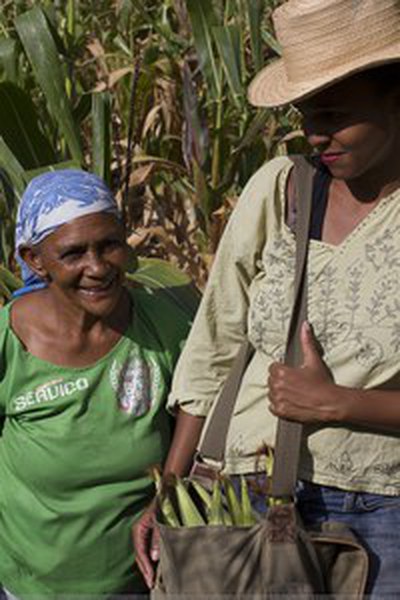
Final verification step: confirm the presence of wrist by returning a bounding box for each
[330,385,356,423]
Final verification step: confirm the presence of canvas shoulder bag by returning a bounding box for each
[152,156,369,599]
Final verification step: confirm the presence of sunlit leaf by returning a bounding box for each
[0,38,19,83]
[126,257,201,317]
[15,7,83,165]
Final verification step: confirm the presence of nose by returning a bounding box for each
[306,131,331,150]
[85,250,109,277]
[302,117,331,150]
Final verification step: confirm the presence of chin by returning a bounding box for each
[78,287,125,317]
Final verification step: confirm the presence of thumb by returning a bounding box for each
[300,321,324,370]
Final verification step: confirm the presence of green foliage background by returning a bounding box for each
[0,0,306,299]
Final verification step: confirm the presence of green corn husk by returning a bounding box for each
[240,476,257,526]
[160,489,181,527]
[175,477,205,526]
[190,479,212,511]
[222,476,244,525]
[208,479,228,525]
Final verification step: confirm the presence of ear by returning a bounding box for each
[18,246,49,281]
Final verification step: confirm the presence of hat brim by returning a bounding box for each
[248,45,400,108]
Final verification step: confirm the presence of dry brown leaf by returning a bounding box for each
[93,81,107,92]
[87,39,105,59]
[108,66,133,88]
[142,105,162,138]
[129,164,154,187]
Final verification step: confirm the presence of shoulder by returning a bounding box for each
[126,282,199,356]
[230,156,292,224]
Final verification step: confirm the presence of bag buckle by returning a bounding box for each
[189,453,224,489]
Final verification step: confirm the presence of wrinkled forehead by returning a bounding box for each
[16,169,119,250]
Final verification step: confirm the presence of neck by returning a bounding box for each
[344,153,400,204]
[43,287,131,336]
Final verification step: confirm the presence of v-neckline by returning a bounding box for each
[281,164,400,252]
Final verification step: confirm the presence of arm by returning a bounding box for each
[163,409,205,477]
[134,158,291,587]
[268,321,400,431]
[133,410,205,588]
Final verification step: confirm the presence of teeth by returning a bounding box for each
[80,279,114,293]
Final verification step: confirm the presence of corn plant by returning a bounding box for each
[0,0,306,292]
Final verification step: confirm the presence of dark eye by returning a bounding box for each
[102,239,124,252]
[60,248,85,261]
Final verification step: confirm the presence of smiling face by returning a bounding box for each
[295,72,400,183]
[21,212,129,318]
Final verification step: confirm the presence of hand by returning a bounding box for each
[132,501,160,589]
[268,321,340,423]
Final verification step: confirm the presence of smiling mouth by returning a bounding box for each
[319,152,345,165]
[78,277,117,296]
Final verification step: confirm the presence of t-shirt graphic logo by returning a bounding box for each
[109,351,161,416]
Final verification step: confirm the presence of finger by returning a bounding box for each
[132,518,155,588]
[150,524,160,562]
[300,321,323,370]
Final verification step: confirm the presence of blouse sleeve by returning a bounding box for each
[167,156,291,416]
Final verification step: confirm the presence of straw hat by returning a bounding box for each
[248,0,400,108]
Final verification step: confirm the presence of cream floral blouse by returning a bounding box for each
[168,156,400,495]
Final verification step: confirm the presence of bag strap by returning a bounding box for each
[192,156,315,482]
[270,155,314,498]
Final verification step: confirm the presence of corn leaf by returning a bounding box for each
[213,25,243,108]
[246,0,265,72]
[0,137,27,198]
[0,265,22,294]
[91,91,111,186]
[126,257,201,318]
[262,29,282,56]
[0,82,56,169]
[185,0,221,98]
[15,7,83,165]
[0,38,19,83]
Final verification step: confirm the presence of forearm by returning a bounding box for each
[332,385,400,432]
[163,408,205,477]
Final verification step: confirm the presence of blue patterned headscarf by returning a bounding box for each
[15,169,120,297]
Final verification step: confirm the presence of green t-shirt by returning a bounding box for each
[0,286,191,598]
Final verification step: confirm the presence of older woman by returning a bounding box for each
[0,170,191,598]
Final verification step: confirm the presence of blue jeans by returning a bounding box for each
[233,475,400,598]
[296,480,400,598]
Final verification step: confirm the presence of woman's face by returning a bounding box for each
[295,74,400,182]
[28,212,128,317]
